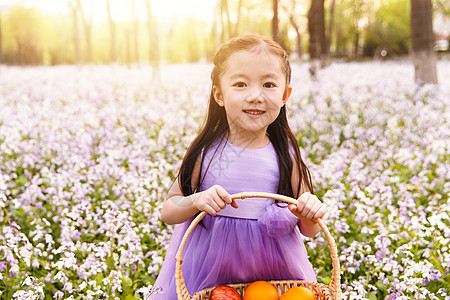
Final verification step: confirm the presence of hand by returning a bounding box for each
[288,192,326,222]
[191,185,238,216]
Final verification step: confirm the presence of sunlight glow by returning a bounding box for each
[0,0,216,22]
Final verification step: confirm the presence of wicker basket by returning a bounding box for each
[175,192,341,300]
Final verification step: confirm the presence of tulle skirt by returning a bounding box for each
[151,204,317,300]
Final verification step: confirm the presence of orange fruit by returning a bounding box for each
[280,286,317,300]
[243,281,279,300]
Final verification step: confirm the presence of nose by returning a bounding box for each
[245,87,264,102]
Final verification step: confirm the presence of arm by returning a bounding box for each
[288,159,326,238]
[160,155,238,225]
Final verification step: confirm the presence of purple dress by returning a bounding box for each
[151,138,316,299]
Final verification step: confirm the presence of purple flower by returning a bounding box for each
[0,261,6,272]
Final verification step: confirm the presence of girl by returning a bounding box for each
[152,33,326,299]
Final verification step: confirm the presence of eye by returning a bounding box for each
[263,82,276,88]
[233,82,246,88]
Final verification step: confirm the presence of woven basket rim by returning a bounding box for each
[174,192,342,300]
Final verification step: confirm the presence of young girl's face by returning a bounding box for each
[213,48,292,144]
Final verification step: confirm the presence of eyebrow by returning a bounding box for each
[230,73,281,80]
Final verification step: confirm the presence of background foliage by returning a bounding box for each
[0,0,448,65]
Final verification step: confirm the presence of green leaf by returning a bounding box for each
[122,276,132,287]
[12,208,27,219]
[376,280,387,294]
[14,175,29,187]
[80,233,96,242]
[122,276,133,295]
[106,256,115,273]
[96,273,104,286]
[367,292,377,300]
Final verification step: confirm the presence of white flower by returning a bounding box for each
[53,291,64,299]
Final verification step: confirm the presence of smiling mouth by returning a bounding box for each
[243,109,265,115]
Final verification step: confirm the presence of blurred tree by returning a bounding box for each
[68,0,81,64]
[125,27,131,65]
[47,16,74,64]
[272,0,279,42]
[5,0,439,66]
[0,11,3,63]
[219,0,238,41]
[76,0,93,63]
[235,0,244,36]
[281,0,304,60]
[348,0,372,58]
[411,0,437,84]
[334,1,347,57]
[214,0,246,43]
[131,0,139,63]
[144,0,159,71]
[7,6,47,64]
[105,0,116,62]
[332,0,373,59]
[363,0,410,58]
[239,0,272,37]
[325,0,336,62]
[308,0,325,77]
[163,18,207,63]
[434,0,450,16]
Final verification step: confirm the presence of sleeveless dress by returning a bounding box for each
[151,138,316,299]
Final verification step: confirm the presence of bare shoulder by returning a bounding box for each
[165,154,202,201]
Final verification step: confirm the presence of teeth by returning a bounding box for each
[245,110,264,115]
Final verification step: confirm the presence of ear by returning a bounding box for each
[213,85,224,107]
[282,86,292,106]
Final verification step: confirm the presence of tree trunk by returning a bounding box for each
[289,15,302,60]
[131,0,139,63]
[308,0,325,77]
[335,3,343,57]
[325,0,336,63]
[272,0,279,43]
[125,28,131,66]
[144,0,160,73]
[106,0,116,63]
[281,0,301,60]
[411,0,438,84]
[68,0,81,65]
[319,2,327,66]
[0,13,3,63]
[354,30,359,58]
[220,0,232,39]
[220,0,225,43]
[234,0,243,37]
[76,0,93,63]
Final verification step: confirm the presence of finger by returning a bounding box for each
[203,204,217,216]
[314,205,327,219]
[296,193,308,212]
[230,199,239,209]
[215,185,232,205]
[213,194,227,210]
[288,204,297,212]
[209,196,223,212]
[288,204,302,219]
[305,201,321,220]
[298,198,313,218]
[299,191,312,201]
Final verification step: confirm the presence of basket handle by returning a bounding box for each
[175,192,341,300]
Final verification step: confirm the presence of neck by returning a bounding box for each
[225,130,270,149]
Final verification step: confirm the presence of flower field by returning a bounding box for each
[0,60,449,300]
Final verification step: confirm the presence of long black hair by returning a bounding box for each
[179,33,313,198]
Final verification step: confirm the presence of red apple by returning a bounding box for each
[210,285,242,300]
